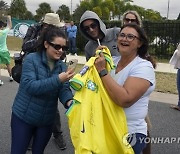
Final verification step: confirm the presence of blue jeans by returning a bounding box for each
[11,113,53,154]
[68,37,77,54]
[177,69,180,106]
[128,133,147,154]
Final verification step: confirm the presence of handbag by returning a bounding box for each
[11,51,25,83]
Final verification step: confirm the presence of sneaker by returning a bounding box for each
[27,138,33,151]
[9,76,13,82]
[0,80,4,86]
[74,53,78,56]
[54,134,66,150]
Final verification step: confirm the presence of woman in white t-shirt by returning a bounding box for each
[95,23,156,154]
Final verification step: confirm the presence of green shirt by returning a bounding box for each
[0,28,10,53]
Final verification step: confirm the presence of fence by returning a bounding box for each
[76,20,180,60]
[143,21,180,60]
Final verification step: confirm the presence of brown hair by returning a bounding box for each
[120,23,156,68]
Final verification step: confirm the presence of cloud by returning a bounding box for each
[6,0,179,19]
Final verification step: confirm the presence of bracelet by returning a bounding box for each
[99,69,108,77]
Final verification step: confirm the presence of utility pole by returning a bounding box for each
[71,0,72,15]
[167,0,170,19]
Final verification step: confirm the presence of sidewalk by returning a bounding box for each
[1,50,178,105]
[9,50,177,73]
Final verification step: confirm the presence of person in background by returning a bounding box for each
[170,43,180,111]
[0,15,13,85]
[67,21,77,56]
[122,10,143,27]
[11,26,74,154]
[22,13,67,150]
[95,23,156,154]
[79,10,120,61]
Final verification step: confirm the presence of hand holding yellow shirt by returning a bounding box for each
[66,47,134,154]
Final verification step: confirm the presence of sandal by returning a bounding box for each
[170,105,180,111]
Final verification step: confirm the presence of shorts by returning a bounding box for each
[0,51,11,65]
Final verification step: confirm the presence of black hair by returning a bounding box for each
[0,20,7,28]
[36,26,67,52]
[120,23,156,68]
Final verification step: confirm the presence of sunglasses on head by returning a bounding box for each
[125,18,137,23]
[83,22,98,32]
[48,42,68,51]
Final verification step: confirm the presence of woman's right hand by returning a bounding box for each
[58,68,75,82]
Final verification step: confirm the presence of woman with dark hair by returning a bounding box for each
[11,26,74,153]
[95,23,156,154]
[122,11,154,154]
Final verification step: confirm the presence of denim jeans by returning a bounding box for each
[68,37,77,54]
[128,133,147,154]
[177,69,180,107]
[11,113,53,154]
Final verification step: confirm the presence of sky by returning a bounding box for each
[5,0,179,19]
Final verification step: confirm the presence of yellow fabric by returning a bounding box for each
[66,47,134,154]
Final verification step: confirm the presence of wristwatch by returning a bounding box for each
[99,69,108,77]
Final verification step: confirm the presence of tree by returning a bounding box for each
[0,0,9,10]
[0,0,9,17]
[9,0,28,19]
[35,2,53,21]
[73,2,92,22]
[73,0,163,22]
[56,5,70,21]
[24,11,34,20]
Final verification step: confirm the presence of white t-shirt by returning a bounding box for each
[110,56,155,135]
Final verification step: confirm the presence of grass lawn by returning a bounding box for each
[1,36,178,95]
[7,36,23,51]
[75,64,178,95]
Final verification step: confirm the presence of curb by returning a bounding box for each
[9,50,177,74]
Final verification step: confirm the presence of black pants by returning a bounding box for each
[52,108,62,138]
[29,108,62,146]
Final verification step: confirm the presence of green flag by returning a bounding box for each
[10,18,36,38]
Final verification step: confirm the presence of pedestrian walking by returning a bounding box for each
[0,15,13,85]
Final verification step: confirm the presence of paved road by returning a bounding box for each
[0,76,180,154]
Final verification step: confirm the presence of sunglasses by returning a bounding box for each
[48,42,68,51]
[83,22,98,32]
[124,18,137,23]
[118,33,139,42]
